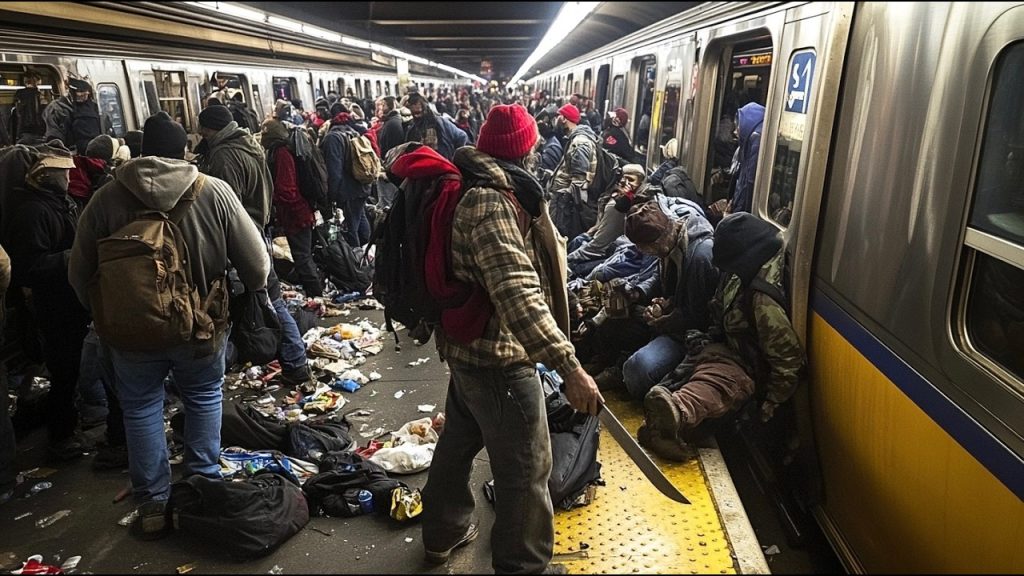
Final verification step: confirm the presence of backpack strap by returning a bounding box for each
[748,275,788,316]
[167,173,206,224]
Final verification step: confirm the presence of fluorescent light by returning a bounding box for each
[509,1,598,85]
[342,36,371,50]
[185,2,266,23]
[303,25,341,43]
[268,15,302,33]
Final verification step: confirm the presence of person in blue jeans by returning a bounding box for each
[69,112,270,537]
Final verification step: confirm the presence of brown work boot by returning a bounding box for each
[643,385,682,437]
[637,424,688,462]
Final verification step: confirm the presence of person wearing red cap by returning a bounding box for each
[421,103,601,574]
[602,107,637,164]
[549,102,601,239]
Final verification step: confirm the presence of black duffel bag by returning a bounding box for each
[168,472,310,559]
[228,267,282,366]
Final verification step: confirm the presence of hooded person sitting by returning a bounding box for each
[639,212,805,460]
[649,138,679,186]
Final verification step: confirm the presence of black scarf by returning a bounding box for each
[491,158,543,218]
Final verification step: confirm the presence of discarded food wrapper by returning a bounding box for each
[368,371,382,381]
[35,509,71,528]
[394,417,439,445]
[60,557,81,571]
[404,537,413,543]
[389,486,423,522]
[417,404,435,413]
[407,357,431,367]
[118,509,139,527]
[394,391,404,399]
[176,563,196,574]
[14,512,33,521]
[11,555,62,575]
[369,443,435,474]
[268,565,283,575]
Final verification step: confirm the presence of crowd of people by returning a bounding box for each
[1,72,801,575]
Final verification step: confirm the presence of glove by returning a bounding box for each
[613,194,634,213]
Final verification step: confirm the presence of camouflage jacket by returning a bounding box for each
[710,249,804,404]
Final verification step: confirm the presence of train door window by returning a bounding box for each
[317,79,325,100]
[375,80,382,98]
[364,80,372,99]
[272,77,297,102]
[611,74,624,110]
[596,64,610,115]
[384,81,391,96]
[704,36,773,208]
[959,42,1024,385]
[768,49,815,227]
[152,71,191,131]
[0,65,59,141]
[583,69,592,98]
[209,72,246,104]
[657,81,681,164]
[97,83,126,137]
[251,85,264,119]
[633,57,657,153]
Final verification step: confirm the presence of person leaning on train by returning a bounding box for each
[639,213,805,461]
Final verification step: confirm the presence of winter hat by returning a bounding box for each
[557,103,581,125]
[85,135,117,161]
[124,130,144,158]
[112,143,131,164]
[67,78,92,94]
[712,212,783,285]
[141,111,188,159]
[661,137,678,159]
[621,164,646,182]
[476,104,539,161]
[27,140,74,186]
[198,104,234,131]
[274,99,292,120]
[613,107,629,126]
[349,103,365,120]
[625,201,671,245]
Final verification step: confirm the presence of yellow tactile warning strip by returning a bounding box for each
[552,393,752,574]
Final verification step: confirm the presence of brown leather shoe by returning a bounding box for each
[637,424,688,462]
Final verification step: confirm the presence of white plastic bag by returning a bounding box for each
[392,417,438,445]
[369,443,435,474]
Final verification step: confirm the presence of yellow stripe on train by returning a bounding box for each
[809,312,1024,573]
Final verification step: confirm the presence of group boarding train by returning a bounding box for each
[527,1,1024,572]
[0,1,461,152]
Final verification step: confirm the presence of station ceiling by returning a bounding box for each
[244,2,701,81]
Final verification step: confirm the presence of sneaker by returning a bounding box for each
[637,424,688,462]
[424,523,479,564]
[47,436,92,462]
[593,366,624,392]
[93,443,130,471]
[643,386,682,437]
[129,500,170,541]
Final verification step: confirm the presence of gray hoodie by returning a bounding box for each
[69,157,269,307]
[198,121,273,228]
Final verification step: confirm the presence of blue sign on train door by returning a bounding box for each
[785,50,816,114]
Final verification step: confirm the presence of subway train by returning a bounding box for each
[0,2,460,151]
[527,1,1024,572]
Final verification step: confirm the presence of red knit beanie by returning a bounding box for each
[476,104,539,161]
[558,103,581,124]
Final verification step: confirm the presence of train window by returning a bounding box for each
[375,80,382,98]
[384,81,391,96]
[209,72,246,104]
[0,65,59,142]
[317,79,325,100]
[596,64,610,116]
[364,80,372,99]
[152,71,191,131]
[656,82,681,164]
[251,85,264,119]
[704,37,773,208]
[583,69,592,99]
[768,49,815,228]
[272,77,297,102]
[611,75,624,110]
[97,83,126,137]
[960,42,1024,384]
[633,57,657,154]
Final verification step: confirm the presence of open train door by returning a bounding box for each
[753,0,855,543]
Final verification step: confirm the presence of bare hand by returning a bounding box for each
[760,400,778,422]
[563,367,604,416]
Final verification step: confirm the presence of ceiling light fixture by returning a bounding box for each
[509,1,599,85]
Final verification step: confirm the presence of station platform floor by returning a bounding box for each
[0,308,840,574]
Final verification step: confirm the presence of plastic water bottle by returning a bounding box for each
[358,489,374,514]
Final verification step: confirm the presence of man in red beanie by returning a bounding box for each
[421,103,601,574]
[602,107,637,163]
[549,103,602,240]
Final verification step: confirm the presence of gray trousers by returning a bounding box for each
[422,363,554,574]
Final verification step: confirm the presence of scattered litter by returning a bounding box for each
[22,467,57,479]
[394,391,404,399]
[309,527,333,537]
[14,512,32,520]
[268,565,283,574]
[368,371,382,381]
[176,563,196,574]
[553,550,589,560]
[11,555,62,575]
[763,544,780,556]
[26,482,52,497]
[404,537,414,543]
[60,556,81,571]
[369,390,378,397]
[118,509,139,527]
[360,426,385,439]
[35,509,71,528]
[417,404,435,413]
[407,358,430,367]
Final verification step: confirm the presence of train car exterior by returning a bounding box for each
[529,1,1024,572]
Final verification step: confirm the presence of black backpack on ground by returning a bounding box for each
[302,451,403,517]
[313,226,373,294]
[220,402,289,452]
[167,472,310,559]
[541,368,602,510]
[285,419,356,462]
[661,165,702,206]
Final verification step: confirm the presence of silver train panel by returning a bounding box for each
[817,2,1024,452]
